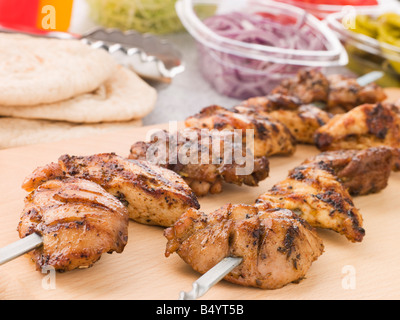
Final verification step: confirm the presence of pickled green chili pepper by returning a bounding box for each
[350,12,400,74]
[377,16,400,47]
[380,13,400,30]
[377,14,400,73]
[354,15,379,38]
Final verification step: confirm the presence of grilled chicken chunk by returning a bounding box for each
[258,146,399,242]
[304,147,398,196]
[235,94,333,144]
[257,164,365,243]
[314,103,400,170]
[239,93,305,112]
[23,153,200,227]
[271,70,386,113]
[327,74,387,113]
[165,204,324,289]
[272,69,330,105]
[271,70,329,104]
[185,105,296,157]
[129,128,270,197]
[18,178,129,272]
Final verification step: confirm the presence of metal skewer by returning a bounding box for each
[179,257,243,300]
[0,233,43,266]
[356,71,384,87]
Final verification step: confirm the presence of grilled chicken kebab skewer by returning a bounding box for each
[271,70,386,113]
[0,71,388,283]
[168,204,325,294]
[169,146,398,299]
[22,153,199,227]
[193,71,385,146]
[1,153,200,271]
[130,70,387,298]
[129,71,384,198]
[130,128,272,197]
[17,178,130,272]
[1,178,130,271]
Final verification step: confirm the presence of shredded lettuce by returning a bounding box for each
[86,0,184,34]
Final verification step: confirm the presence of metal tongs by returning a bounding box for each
[79,28,185,83]
[0,26,185,83]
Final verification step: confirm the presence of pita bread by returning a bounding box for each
[0,66,157,123]
[0,33,117,106]
[0,117,142,149]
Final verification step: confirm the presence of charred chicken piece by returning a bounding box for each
[18,178,129,272]
[304,147,398,196]
[185,105,296,157]
[257,164,365,243]
[165,204,324,290]
[271,69,330,104]
[327,74,387,113]
[239,93,305,112]
[234,94,333,144]
[271,70,386,113]
[22,153,199,227]
[129,128,270,197]
[314,103,400,171]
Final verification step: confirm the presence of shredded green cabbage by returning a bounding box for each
[86,0,185,34]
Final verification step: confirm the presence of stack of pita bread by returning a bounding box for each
[0,33,157,149]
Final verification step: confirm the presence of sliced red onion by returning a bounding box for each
[198,11,328,99]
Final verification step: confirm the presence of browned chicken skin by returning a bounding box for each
[129,128,270,197]
[208,70,385,146]
[234,94,333,144]
[271,69,387,113]
[257,163,365,243]
[272,69,330,104]
[23,153,200,227]
[327,74,387,113]
[165,204,324,289]
[314,103,400,171]
[185,105,297,157]
[18,178,129,272]
[304,147,398,196]
[257,147,398,242]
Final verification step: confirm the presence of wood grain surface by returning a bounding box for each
[0,90,399,300]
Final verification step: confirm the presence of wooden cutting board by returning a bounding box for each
[1,90,400,300]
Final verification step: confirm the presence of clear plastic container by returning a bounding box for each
[274,0,388,20]
[86,0,185,35]
[326,5,400,87]
[176,0,348,100]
